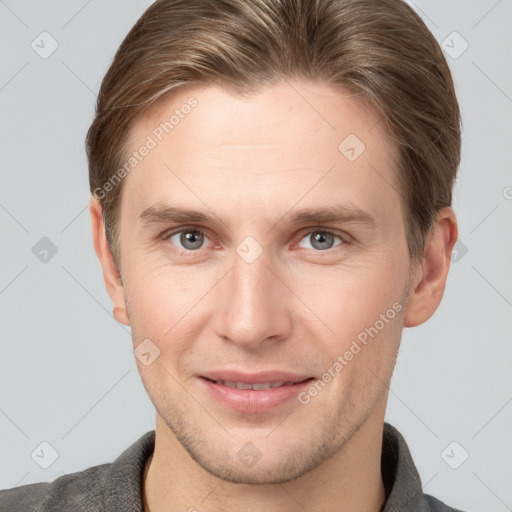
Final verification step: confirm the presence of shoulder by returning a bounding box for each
[381,423,468,512]
[424,493,466,511]
[0,462,111,512]
[0,430,155,512]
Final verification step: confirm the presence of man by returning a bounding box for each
[0,0,465,510]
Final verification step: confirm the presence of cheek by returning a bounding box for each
[123,261,216,364]
[295,258,407,344]
[299,262,407,406]
[308,270,405,411]
[124,256,195,321]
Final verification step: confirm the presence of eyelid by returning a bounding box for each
[162,225,210,238]
[295,225,350,240]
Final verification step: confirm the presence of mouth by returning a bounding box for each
[198,372,315,413]
[202,378,311,390]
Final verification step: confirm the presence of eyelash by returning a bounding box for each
[160,226,350,255]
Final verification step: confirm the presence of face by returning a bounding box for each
[113,81,413,484]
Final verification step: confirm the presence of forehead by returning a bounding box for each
[122,81,401,225]
[134,81,391,156]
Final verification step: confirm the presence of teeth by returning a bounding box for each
[216,380,290,390]
[252,383,273,390]
[234,381,252,390]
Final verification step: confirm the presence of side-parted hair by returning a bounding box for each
[86,0,461,264]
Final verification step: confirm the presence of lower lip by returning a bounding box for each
[199,377,313,413]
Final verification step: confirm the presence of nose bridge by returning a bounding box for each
[214,247,290,347]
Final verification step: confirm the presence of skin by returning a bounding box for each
[90,80,458,512]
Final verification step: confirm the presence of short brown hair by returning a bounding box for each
[86,0,461,265]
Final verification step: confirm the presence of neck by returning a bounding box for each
[143,413,387,512]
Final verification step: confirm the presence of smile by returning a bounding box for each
[199,375,314,413]
[212,380,297,390]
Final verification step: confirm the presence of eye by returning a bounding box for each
[163,227,346,253]
[296,230,345,251]
[167,229,211,251]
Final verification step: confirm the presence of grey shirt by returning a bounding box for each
[0,422,464,511]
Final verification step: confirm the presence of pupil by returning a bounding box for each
[312,232,333,250]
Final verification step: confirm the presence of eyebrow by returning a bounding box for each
[138,203,375,229]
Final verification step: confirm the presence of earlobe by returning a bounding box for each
[90,197,130,326]
[403,207,458,328]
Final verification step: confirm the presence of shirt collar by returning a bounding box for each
[380,422,431,511]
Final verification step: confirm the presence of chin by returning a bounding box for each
[161,410,343,485]
[185,447,324,485]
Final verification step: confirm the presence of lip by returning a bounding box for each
[198,370,314,413]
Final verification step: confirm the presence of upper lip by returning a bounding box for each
[201,370,313,384]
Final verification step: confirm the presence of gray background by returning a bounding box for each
[0,1,511,510]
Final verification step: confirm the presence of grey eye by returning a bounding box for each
[297,231,343,251]
[169,230,206,250]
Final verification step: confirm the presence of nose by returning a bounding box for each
[213,248,293,350]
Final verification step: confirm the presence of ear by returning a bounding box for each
[404,207,458,327]
[90,197,130,326]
